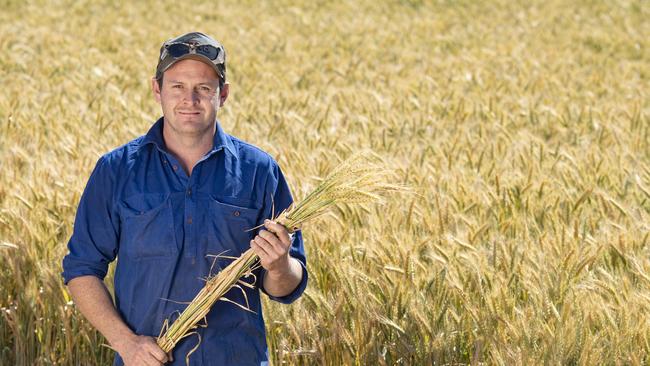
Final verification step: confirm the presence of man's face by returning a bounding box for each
[152,58,229,139]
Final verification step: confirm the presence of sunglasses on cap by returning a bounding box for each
[163,42,222,61]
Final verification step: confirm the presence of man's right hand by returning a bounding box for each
[67,276,173,365]
[115,334,171,366]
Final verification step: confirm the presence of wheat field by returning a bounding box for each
[1,0,649,365]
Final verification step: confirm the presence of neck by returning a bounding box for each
[162,125,215,176]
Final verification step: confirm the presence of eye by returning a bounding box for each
[200,86,211,92]
[172,84,183,89]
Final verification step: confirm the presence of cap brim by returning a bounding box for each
[159,54,224,80]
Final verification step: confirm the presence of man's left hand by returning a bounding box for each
[251,219,292,274]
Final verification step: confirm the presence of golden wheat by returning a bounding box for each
[1,0,649,365]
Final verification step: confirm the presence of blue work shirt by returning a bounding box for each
[61,118,308,366]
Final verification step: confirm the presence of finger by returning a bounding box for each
[263,219,291,245]
[251,238,272,259]
[259,232,287,257]
[264,219,291,245]
[258,230,286,253]
[145,341,168,364]
[141,356,162,366]
[146,350,166,365]
[147,352,166,365]
[256,235,281,256]
[168,351,174,363]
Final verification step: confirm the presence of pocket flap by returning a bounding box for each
[209,196,258,222]
[121,193,169,218]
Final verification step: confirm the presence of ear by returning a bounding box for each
[151,77,162,104]
[219,82,230,107]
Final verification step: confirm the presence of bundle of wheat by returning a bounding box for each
[157,152,402,356]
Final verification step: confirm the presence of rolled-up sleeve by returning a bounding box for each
[258,161,308,304]
[61,156,120,284]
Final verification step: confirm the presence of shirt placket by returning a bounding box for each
[191,149,222,260]
[185,149,222,261]
[184,176,196,262]
[162,153,198,262]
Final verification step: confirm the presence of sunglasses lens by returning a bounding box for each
[197,45,220,60]
[167,44,190,58]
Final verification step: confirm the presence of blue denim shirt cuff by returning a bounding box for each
[259,258,308,304]
[61,257,108,285]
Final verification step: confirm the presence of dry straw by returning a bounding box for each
[156,152,404,356]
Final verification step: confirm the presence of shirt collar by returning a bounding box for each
[140,117,237,158]
[213,119,237,158]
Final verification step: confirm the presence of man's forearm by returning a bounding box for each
[67,276,136,350]
[262,257,303,297]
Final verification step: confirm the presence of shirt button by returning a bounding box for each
[187,217,193,224]
[173,165,178,171]
[233,211,240,217]
[163,160,168,165]
[186,188,192,196]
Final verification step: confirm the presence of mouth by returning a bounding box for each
[178,110,202,116]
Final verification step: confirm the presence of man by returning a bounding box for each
[62,32,308,366]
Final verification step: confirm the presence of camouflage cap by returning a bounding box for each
[155,32,226,83]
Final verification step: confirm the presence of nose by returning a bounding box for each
[181,88,200,104]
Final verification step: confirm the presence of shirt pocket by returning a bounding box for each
[120,193,177,259]
[207,197,259,257]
